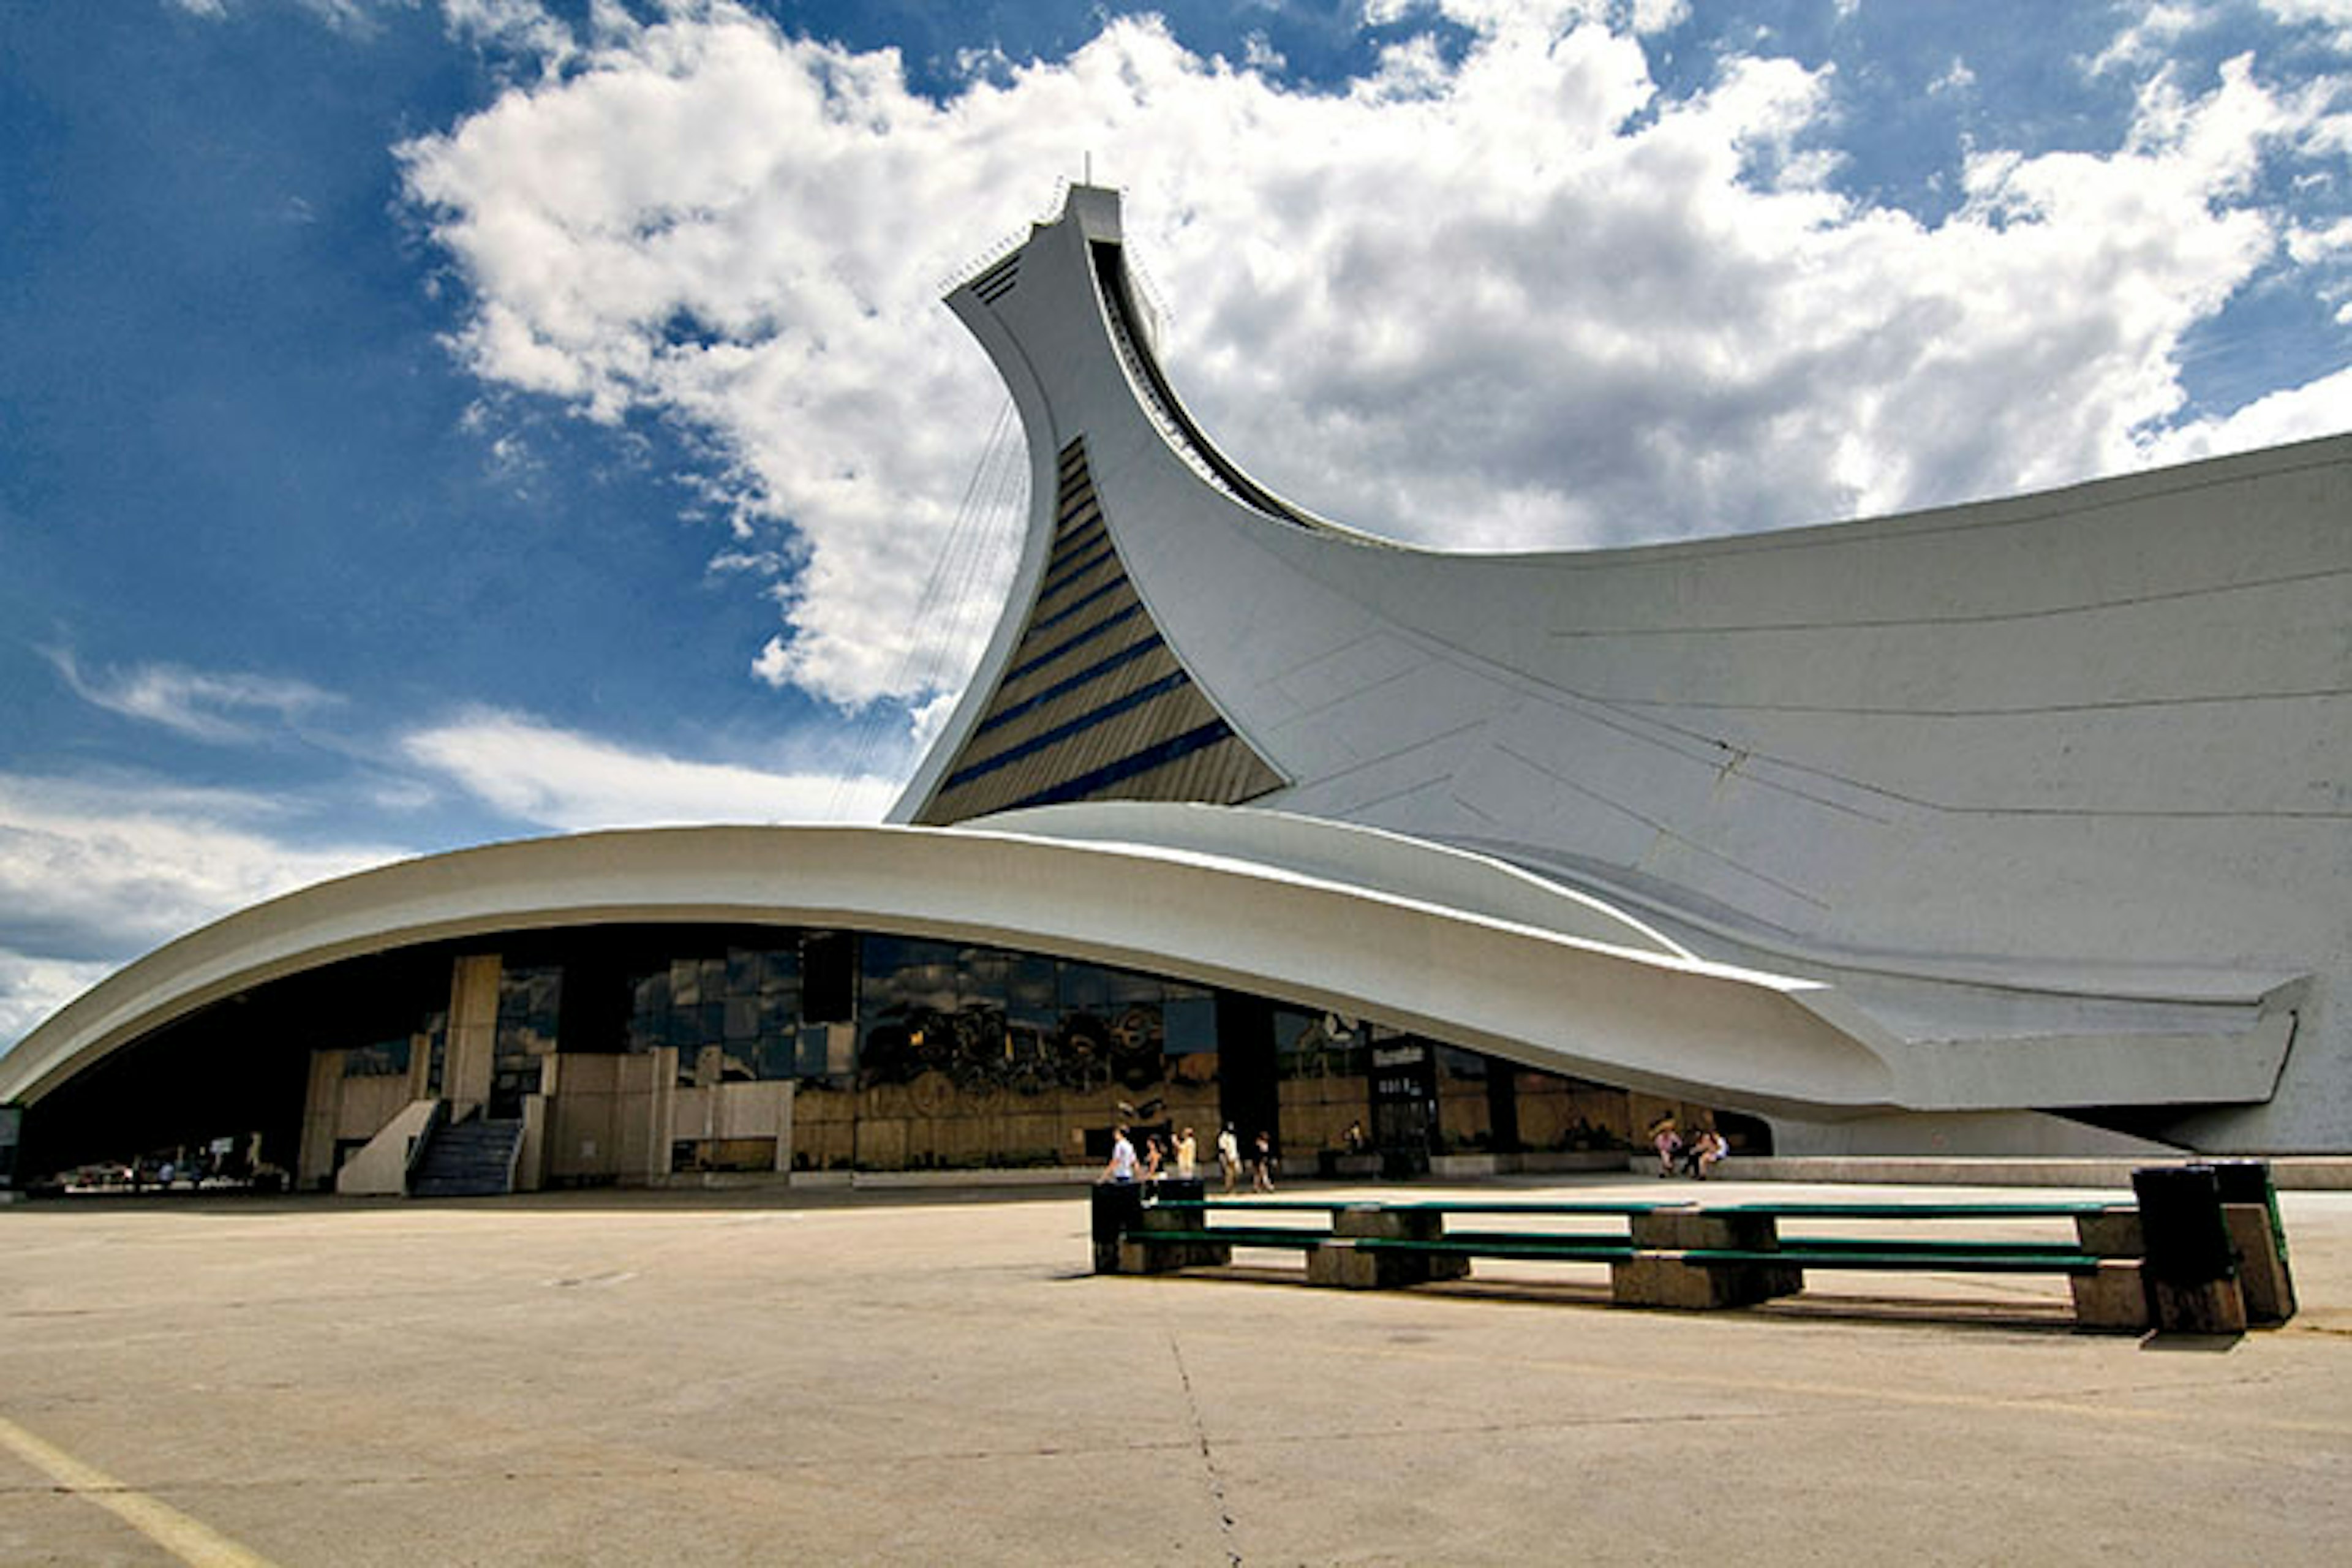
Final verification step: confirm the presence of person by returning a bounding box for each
[1343,1119,1366,1154]
[1217,1123,1241,1194]
[1101,1125,1139,1185]
[1651,1119,1681,1178]
[1694,1127,1728,1178]
[1251,1130,1276,1193]
[1141,1134,1164,1183]
[1174,1126,1198,1179]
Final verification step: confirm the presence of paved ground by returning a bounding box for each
[3,1174,2348,1566]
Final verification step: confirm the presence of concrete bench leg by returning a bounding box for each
[2068,1261,2151,1332]
[1610,1254,1803,1309]
[2225,1203,2297,1325]
[2074,1208,2144,1259]
[1308,1240,1469,1289]
[1614,1209,1801,1309]
[1117,1237,1232,1273]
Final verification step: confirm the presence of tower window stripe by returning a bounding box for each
[1031,575,1128,636]
[994,722,1238,812]
[1038,540,1118,602]
[974,634,1166,737]
[1003,601,1145,684]
[942,670,1193,790]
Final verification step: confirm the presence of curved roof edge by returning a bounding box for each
[971,801,1695,960]
[1,823,1891,1119]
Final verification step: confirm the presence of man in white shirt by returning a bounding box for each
[1216,1124,1241,1193]
[1102,1126,1139,1183]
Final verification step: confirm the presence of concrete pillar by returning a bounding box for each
[297,1050,344,1189]
[445,954,501,1118]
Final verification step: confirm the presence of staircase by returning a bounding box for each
[407,1115,523,1199]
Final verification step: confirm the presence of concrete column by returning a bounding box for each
[297,1050,344,1190]
[445,954,502,1118]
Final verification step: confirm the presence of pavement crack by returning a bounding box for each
[1164,1326,1244,1567]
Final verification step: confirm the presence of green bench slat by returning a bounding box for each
[1356,1236,1634,1261]
[1387,1201,1670,1216]
[1147,1213,1354,1222]
[1131,1226,1325,1249]
[1684,1248,2107,1274]
[1439,1229,1637,1248]
[1716,1202,2119,1219]
[1766,1236,2090,1259]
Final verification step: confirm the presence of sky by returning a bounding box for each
[3,0,2349,1053]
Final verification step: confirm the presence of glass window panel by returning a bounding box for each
[670,959,700,1008]
[1059,960,1111,1012]
[726,948,759,997]
[1164,994,1217,1055]
[723,996,759,1041]
[797,1023,829,1078]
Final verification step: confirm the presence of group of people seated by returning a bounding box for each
[1651,1120,1728,1178]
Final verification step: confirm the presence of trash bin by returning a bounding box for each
[1090,1181,1145,1273]
[2132,1164,2246,1333]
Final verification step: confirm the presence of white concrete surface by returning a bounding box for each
[903,184,2352,1152]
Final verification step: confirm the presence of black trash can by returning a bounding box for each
[2133,1164,2236,1283]
[1090,1181,1145,1273]
[2133,1164,2247,1333]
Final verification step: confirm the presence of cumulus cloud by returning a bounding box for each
[400,707,900,829]
[42,648,340,744]
[400,0,2352,728]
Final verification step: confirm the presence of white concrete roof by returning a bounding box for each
[0,823,1893,1118]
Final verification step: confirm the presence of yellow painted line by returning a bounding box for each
[0,1414,279,1568]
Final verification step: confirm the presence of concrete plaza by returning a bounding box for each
[4,1174,2349,1566]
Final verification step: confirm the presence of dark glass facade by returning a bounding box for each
[12,921,1746,1189]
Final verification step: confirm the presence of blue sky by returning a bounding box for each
[3,0,2349,1049]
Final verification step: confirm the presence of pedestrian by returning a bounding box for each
[1142,1134,1164,1183]
[1651,1118,1681,1178]
[1252,1130,1276,1193]
[1101,1125,1139,1184]
[1217,1123,1241,1193]
[1174,1126,1198,1179]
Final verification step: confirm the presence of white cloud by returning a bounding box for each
[2086,3,2203,77]
[1629,0,1691,35]
[0,771,409,975]
[2261,0,2352,50]
[400,0,2352,727]
[0,953,119,1048]
[42,648,339,744]
[400,707,900,829]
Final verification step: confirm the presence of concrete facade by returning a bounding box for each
[900,185,2351,1154]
